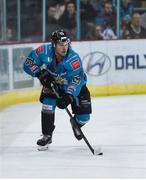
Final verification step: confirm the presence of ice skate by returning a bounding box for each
[37,135,52,151]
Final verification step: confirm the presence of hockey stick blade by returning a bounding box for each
[93,146,103,156]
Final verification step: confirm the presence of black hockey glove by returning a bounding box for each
[57,93,73,109]
[36,69,54,88]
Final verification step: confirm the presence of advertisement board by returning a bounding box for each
[72,40,146,86]
[0,39,146,96]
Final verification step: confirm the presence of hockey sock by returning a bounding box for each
[41,111,55,136]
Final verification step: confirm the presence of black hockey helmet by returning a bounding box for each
[50,29,70,46]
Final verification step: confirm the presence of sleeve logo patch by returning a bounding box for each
[68,85,75,91]
[72,75,81,84]
[25,58,34,66]
[30,65,37,71]
[70,60,80,70]
[36,46,43,55]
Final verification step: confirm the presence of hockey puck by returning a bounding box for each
[98,152,103,155]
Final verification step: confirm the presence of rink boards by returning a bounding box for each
[0,39,146,108]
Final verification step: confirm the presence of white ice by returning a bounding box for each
[0,95,146,178]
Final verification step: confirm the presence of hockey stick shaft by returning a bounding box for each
[50,83,95,155]
[65,107,95,155]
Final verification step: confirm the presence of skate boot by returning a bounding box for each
[70,118,82,141]
[37,135,52,151]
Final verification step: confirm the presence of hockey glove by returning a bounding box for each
[57,93,73,109]
[36,69,54,88]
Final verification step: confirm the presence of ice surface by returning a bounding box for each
[0,95,146,178]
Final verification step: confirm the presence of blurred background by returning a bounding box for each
[0,0,146,101]
[1,0,146,43]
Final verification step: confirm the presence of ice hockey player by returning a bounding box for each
[23,29,92,150]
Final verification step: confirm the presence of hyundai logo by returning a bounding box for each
[83,51,111,76]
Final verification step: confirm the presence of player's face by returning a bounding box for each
[55,42,69,56]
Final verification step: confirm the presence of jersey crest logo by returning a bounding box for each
[55,77,68,85]
[35,46,43,56]
[70,60,80,70]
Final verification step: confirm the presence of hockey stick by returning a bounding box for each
[50,83,102,156]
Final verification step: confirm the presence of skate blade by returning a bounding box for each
[37,144,49,151]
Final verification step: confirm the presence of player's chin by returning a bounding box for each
[60,51,67,56]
